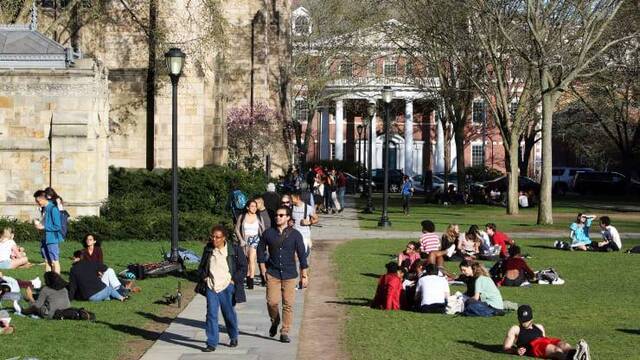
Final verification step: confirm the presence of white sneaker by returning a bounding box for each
[552,278,565,285]
[554,240,559,248]
[579,339,590,360]
[31,277,42,289]
[520,281,531,287]
[538,280,550,285]
[446,245,455,258]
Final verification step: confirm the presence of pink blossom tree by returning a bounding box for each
[226,103,280,169]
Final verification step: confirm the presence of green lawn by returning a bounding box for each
[0,240,202,360]
[334,237,640,360]
[356,195,640,232]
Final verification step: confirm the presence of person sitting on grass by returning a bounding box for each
[415,264,449,314]
[486,223,514,258]
[0,271,41,312]
[555,213,596,251]
[428,223,461,267]
[0,228,31,269]
[80,233,103,263]
[398,241,421,273]
[76,236,138,295]
[499,245,535,287]
[22,271,70,319]
[372,262,404,311]
[459,228,481,259]
[68,250,126,302]
[595,216,621,252]
[459,260,504,316]
[504,304,591,360]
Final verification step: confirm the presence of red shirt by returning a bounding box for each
[504,256,534,279]
[81,246,104,264]
[491,231,512,257]
[372,273,402,310]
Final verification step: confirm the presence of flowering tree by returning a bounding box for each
[226,103,280,170]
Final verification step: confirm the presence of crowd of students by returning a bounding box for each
[371,213,627,359]
[1,188,140,335]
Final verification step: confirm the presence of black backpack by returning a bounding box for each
[53,307,96,321]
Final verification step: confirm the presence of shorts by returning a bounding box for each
[247,235,261,249]
[0,260,11,269]
[529,337,562,358]
[41,243,60,262]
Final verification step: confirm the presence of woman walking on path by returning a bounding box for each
[197,225,247,352]
[234,200,265,289]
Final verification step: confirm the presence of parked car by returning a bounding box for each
[471,175,540,205]
[572,171,627,195]
[343,171,375,194]
[552,167,594,194]
[371,168,405,192]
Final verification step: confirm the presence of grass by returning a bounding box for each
[356,194,640,232]
[0,240,202,360]
[334,237,640,360]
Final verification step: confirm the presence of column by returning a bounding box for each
[320,107,330,160]
[370,110,377,169]
[404,99,414,176]
[435,118,444,173]
[335,99,344,160]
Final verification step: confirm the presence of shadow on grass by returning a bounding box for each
[617,328,640,335]
[457,340,504,354]
[360,272,381,279]
[326,297,370,307]
[371,253,396,258]
[96,320,205,351]
[528,245,560,250]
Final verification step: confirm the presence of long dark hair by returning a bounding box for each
[82,233,101,248]
[44,271,68,291]
[44,187,62,203]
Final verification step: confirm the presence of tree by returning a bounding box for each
[226,103,281,170]
[495,0,638,224]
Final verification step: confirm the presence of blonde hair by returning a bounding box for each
[1,228,14,241]
[471,261,489,278]
[445,224,459,240]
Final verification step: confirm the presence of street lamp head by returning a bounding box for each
[367,100,376,116]
[357,124,364,136]
[165,48,186,77]
[382,86,393,104]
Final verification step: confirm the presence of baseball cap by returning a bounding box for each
[517,305,533,322]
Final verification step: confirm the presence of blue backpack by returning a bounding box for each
[231,190,248,210]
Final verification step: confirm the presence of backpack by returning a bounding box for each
[489,260,505,284]
[627,245,640,254]
[52,307,96,321]
[59,209,70,238]
[231,190,248,210]
[536,268,560,283]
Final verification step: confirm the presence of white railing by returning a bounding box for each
[327,76,440,89]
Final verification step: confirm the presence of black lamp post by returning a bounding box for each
[356,124,364,192]
[364,100,376,213]
[165,47,186,263]
[378,86,393,227]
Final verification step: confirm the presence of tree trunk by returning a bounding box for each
[443,122,451,190]
[519,134,535,177]
[454,122,466,193]
[506,137,520,215]
[537,90,555,225]
[145,0,158,171]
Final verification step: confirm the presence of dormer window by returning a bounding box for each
[292,7,312,36]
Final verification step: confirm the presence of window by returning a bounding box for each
[330,143,336,160]
[471,144,485,166]
[405,60,414,76]
[472,100,486,125]
[384,60,397,77]
[339,60,353,78]
[294,100,308,123]
[510,101,518,118]
[293,15,310,35]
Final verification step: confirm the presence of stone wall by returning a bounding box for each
[0,59,109,220]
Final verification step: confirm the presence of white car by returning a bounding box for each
[552,167,593,194]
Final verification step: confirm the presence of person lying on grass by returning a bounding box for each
[498,245,535,287]
[0,227,31,270]
[68,250,127,302]
[504,305,591,360]
[0,271,40,305]
[371,262,404,310]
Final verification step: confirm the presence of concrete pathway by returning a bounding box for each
[140,285,304,360]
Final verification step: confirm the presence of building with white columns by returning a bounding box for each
[291,8,541,177]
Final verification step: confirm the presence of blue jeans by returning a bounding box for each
[205,284,238,347]
[89,285,124,301]
[337,187,346,209]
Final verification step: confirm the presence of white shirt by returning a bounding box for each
[416,275,450,306]
[603,225,622,249]
[518,195,529,208]
[0,239,16,262]
[206,245,231,293]
[292,203,314,241]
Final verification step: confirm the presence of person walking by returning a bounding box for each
[33,190,63,274]
[291,191,319,263]
[257,206,309,343]
[234,200,266,289]
[197,225,247,352]
[336,170,347,212]
[401,176,414,216]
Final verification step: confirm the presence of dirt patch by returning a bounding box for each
[118,286,196,360]
[297,240,349,360]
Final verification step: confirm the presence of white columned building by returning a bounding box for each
[404,99,414,176]
[335,99,344,160]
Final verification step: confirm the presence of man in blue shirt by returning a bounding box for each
[33,190,63,274]
[257,206,309,344]
[401,175,414,215]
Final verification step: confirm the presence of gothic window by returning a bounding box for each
[294,15,311,35]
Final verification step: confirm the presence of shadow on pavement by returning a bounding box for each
[96,321,205,351]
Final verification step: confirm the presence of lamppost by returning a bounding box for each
[364,100,376,213]
[356,124,364,192]
[165,47,186,263]
[378,86,393,227]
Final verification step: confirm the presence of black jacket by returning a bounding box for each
[197,242,248,304]
[68,260,108,300]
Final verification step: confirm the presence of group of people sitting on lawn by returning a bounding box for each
[371,213,625,359]
[1,188,141,334]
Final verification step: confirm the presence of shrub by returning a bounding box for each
[465,165,504,182]
[0,218,41,242]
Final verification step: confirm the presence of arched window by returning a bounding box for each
[339,59,353,78]
[294,16,310,35]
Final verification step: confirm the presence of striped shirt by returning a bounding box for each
[420,232,441,253]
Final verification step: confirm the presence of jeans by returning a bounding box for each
[337,187,346,209]
[205,284,238,348]
[89,285,124,301]
[402,194,411,214]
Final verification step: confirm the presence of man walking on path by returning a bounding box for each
[33,190,63,274]
[257,206,309,344]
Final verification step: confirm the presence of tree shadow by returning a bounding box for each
[457,340,504,354]
[617,328,640,335]
[325,297,370,307]
[360,272,381,279]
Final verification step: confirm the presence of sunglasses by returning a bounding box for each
[276,214,288,217]
[282,201,290,204]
